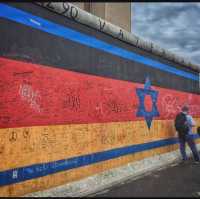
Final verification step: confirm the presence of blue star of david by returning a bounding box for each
[136,77,159,129]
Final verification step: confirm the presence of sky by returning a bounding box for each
[131,3,200,65]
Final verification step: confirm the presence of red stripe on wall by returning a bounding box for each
[0,57,200,128]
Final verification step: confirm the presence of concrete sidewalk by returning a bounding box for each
[88,159,200,198]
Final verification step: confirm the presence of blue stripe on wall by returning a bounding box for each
[0,3,198,82]
[0,134,199,187]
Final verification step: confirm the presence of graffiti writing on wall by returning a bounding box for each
[161,94,181,118]
[40,2,79,21]
[62,88,81,111]
[19,84,42,113]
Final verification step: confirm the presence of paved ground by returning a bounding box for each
[88,159,200,198]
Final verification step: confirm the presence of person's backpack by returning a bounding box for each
[197,126,200,136]
[175,112,189,138]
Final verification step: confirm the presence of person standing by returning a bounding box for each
[175,106,200,163]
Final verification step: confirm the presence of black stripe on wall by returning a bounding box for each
[8,2,198,75]
[0,18,198,94]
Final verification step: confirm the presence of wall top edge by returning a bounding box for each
[34,2,200,73]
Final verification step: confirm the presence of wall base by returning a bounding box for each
[24,143,200,197]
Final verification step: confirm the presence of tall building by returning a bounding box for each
[72,2,131,32]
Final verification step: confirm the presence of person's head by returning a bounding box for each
[182,106,189,114]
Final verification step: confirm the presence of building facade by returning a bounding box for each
[72,2,131,32]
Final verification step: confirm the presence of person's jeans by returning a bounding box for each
[179,134,200,161]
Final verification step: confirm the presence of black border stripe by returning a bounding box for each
[1,18,199,94]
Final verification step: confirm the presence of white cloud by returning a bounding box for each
[131,3,200,65]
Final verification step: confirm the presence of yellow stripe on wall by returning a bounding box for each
[1,118,200,171]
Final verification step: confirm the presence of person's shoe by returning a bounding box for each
[179,160,188,165]
[192,191,200,197]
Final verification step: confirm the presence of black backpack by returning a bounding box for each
[175,112,189,138]
[197,126,200,136]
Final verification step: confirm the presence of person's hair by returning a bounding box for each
[182,106,189,112]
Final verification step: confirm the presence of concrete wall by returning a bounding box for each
[0,2,200,197]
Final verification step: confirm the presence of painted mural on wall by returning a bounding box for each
[0,2,200,196]
[1,57,200,129]
[136,77,159,129]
